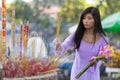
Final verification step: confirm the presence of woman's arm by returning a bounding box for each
[53,33,75,55]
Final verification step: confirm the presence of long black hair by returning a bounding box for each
[74,7,107,49]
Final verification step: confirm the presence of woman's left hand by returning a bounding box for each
[89,56,97,62]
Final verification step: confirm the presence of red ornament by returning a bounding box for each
[2,18,6,28]
[2,28,6,36]
[2,8,6,17]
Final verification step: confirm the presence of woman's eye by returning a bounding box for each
[87,17,93,20]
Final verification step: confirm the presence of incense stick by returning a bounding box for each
[56,16,62,38]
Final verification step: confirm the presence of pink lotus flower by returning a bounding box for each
[99,45,112,59]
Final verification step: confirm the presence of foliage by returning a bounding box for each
[59,0,120,25]
[29,0,59,29]
[105,0,120,15]
[59,0,86,24]
[7,0,33,23]
[94,0,120,19]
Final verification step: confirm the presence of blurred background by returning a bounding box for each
[0,0,120,46]
[0,0,120,80]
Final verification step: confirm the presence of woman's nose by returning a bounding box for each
[84,19,88,23]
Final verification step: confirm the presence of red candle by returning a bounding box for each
[2,18,6,29]
[2,0,6,17]
[20,23,23,58]
[2,28,6,37]
[23,22,29,53]
[2,8,6,18]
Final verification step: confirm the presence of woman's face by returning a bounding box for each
[82,13,95,29]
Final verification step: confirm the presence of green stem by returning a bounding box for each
[75,61,96,79]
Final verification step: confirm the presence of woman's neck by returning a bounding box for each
[84,28,94,35]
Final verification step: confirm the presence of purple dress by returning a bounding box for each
[60,33,108,80]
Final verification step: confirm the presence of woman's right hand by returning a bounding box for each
[52,38,62,53]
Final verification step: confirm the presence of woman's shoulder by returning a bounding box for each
[100,34,109,45]
[100,34,108,41]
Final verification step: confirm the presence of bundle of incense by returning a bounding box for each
[37,41,43,60]
[32,39,36,59]
[56,16,62,38]
[55,16,62,55]
[54,51,69,62]
[47,52,70,70]
[45,51,69,68]
[24,21,29,53]
[1,0,7,60]
[20,23,23,58]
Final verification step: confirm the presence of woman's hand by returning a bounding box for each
[89,56,97,62]
[52,38,62,54]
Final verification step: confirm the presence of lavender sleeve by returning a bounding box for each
[59,33,75,55]
[90,36,109,72]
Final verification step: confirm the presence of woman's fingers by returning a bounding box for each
[52,38,62,52]
[90,56,97,62]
